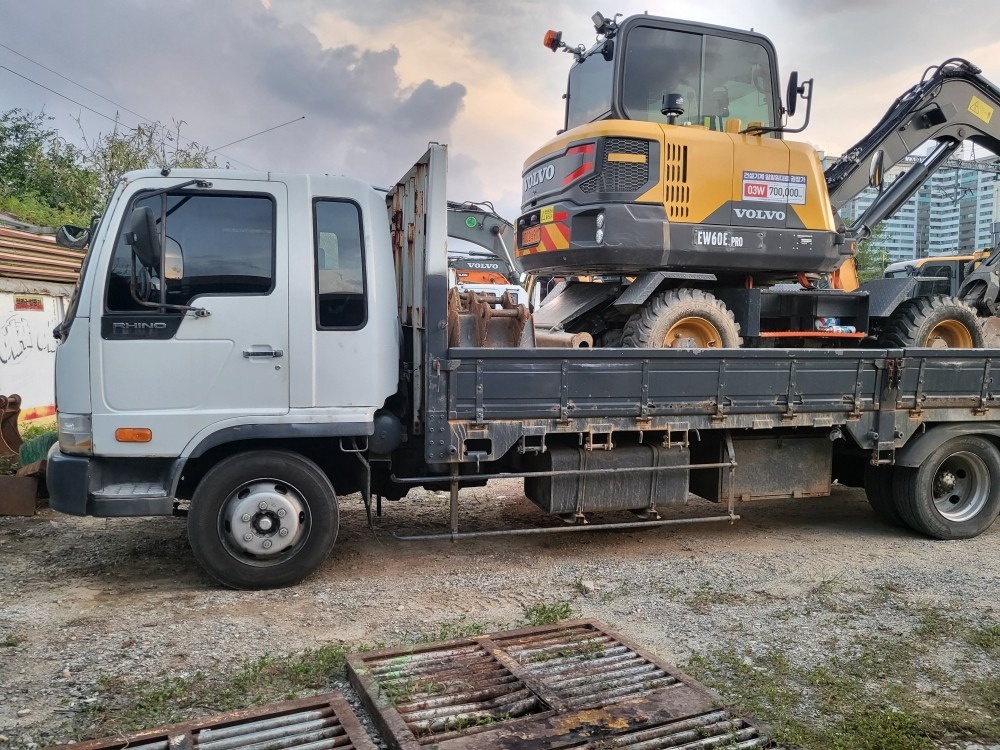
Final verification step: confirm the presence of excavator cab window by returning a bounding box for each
[619,25,777,132]
[567,50,614,128]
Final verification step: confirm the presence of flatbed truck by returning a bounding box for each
[46,146,1000,588]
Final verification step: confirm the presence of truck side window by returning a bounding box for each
[106,192,275,312]
[314,199,366,329]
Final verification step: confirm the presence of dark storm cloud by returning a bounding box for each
[0,0,466,183]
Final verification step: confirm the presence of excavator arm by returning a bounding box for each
[824,59,1000,242]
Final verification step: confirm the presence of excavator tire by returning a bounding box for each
[621,289,743,349]
[877,295,984,348]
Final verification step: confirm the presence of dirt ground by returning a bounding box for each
[1,479,999,747]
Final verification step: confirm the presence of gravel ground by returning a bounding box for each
[1,480,999,748]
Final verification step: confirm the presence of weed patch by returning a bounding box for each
[684,606,1000,749]
[521,600,575,626]
[81,643,349,737]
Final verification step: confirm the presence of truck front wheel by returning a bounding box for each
[892,436,1000,539]
[188,450,339,589]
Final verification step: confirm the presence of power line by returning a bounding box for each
[0,47,258,169]
[209,116,305,152]
[0,64,131,129]
[0,40,151,126]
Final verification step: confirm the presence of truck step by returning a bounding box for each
[92,483,168,499]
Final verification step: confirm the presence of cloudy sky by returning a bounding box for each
[2,0,999,219]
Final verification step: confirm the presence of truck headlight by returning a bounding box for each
[58,412,93,455]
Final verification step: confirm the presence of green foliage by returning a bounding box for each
[0,109,100,225]
[85,119,218,202]
[853,223,891,283]
[0,455,18,476]
[684,600,1000,748]
[19,430,58,465]
[83,643,349,736]
[521,600,576,626]
[0,108,219,226]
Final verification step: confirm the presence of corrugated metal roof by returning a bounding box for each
[0,219,86,284]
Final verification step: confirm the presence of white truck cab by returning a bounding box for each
[49,167,404,584]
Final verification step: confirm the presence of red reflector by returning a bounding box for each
[563,142,597,185]
[563,163,594,184]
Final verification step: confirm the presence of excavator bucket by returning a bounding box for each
[0,394,23,458]
[447,288,535,348]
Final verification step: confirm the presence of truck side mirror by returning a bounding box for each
[56,224,90,249]
[125,206,162,271]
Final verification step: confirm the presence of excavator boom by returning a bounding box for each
[824,59,1000,242]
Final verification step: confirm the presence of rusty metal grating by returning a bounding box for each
[347,618,781,749]
[46,692,376,750]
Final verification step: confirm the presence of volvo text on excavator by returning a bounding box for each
[516,11,1000,348]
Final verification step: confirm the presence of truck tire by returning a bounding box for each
[891,435,1000,539]
[862,464,903,527]
[877,295,984,348]
[188,450,339,589]
[621,289,742,348]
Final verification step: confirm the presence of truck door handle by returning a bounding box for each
[242,349,284,358]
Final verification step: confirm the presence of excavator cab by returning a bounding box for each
[562,15,779,134]
[517,12,841,286]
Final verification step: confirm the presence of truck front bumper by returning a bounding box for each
[46,444,176,517]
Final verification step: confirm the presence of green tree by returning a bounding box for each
[854,224,890,283]
[0,109,100,226]
[84,118,219,202]
[0,109,220,227]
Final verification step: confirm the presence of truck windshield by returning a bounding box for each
[620,26,776,132]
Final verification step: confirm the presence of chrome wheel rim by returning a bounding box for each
[932,451,990,522]
[220,479,310,566]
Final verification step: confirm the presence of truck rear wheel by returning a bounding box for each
[877,295,984,348]
[622,289,742,348]
[862,464,903,527]
[892,435,1000,539]
[188,450,339,589]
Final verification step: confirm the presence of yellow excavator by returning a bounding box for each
[517,11,1000,348]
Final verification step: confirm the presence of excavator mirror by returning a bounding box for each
[785,71,799,117]
[869,150,886,192]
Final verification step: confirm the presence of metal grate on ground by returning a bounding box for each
[347,618,783,749]
[46,691,376,750]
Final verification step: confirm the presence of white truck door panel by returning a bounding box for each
[93,181,289,455]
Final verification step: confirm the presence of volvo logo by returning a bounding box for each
[465,262,501,269]
[734,208,785,221]
[523,164,556,192]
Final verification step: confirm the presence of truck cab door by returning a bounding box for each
[93,180,289,456]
